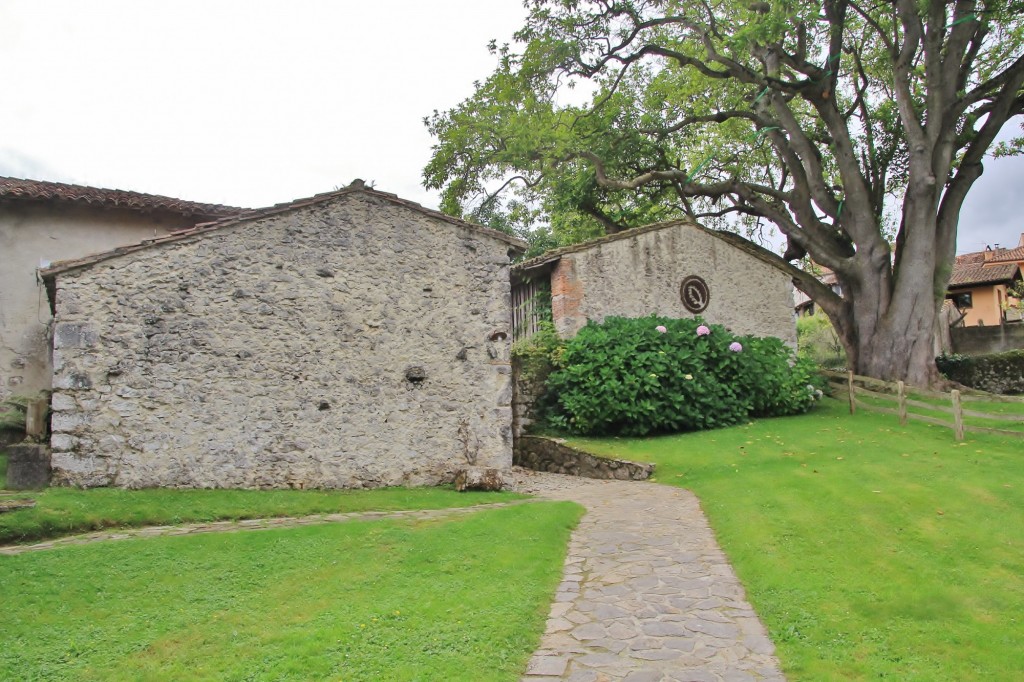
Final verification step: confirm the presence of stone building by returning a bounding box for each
[0,177,240,400]
[509,220,797,440]
[511,220,796,345]
[41,182,524,489]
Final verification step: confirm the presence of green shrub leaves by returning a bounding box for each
[545,316,822,436]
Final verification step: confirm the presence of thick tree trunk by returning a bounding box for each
[828,240,943,387]
[857,306,940,386]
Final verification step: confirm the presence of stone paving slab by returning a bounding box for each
[509,469,785,682]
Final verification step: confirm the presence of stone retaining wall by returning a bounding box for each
[514,435,654,480]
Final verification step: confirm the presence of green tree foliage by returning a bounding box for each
[797,313,847,369]
[0,394,34,432]
[425,0,1024,386]
[544,316,822,436]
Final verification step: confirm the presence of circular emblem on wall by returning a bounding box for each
[680,276,710,314]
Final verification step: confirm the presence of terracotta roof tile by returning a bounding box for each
[0,176,244,218]
[955,251,986,265]
[948,261,1019,287]
[988,245,1024,263]
[40,180,525,281]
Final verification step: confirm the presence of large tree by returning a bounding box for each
[424,0,1024,386]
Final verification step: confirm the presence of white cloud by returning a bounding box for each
[0,0,527,208]
[1,0,1020,253]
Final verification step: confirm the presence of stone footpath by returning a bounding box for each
[508,469,785,682]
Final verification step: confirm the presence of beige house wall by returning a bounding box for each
[0,204,194,399]
[48,192,515,489]
[549,222,797,346]
[955,285,1007,327]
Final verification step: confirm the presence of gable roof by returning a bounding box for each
[0,176,243,219]
[40,180,526,282]
[950,239,1024,288]
[948,260,1020,287]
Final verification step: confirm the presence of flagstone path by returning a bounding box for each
[509,468,785,682]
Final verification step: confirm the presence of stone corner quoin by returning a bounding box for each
[48,191,516,489]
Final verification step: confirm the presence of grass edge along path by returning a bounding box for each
[1,501,584,682]
[567,398,1024,681]
[0,482,526,545]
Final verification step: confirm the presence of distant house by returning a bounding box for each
[947,234,1024,327]
[40,181,523,489]
[0,177,242,400]
[793,267,841,317]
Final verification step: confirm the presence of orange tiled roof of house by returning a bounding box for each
[0,176,244,219]
[949,261,1019,287]
[988,245,1024,263]
[950,236,1024,288]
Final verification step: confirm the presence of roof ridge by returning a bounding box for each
[0,175,245,216]
[949,260,1020,287]
[40,182,525,280]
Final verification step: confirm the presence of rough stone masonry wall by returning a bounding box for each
[514,435,654,481]
[551,223,796,346]
[0,203,190,400]
[49,193,514,488]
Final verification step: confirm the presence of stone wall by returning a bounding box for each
[937,349,1024,395]
[951,323,1024,355]
[0,203,193,400]
[514,435,654,480]
[548,222,796,346]
[49,192,516,488]
[510,352,559,441]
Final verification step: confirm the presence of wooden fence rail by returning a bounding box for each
[822,370,1024,441]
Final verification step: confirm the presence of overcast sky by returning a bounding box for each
[1,0,1020,254]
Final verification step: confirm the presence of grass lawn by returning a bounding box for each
[1,501,582,681]
[569,398,1024,680]
[0,483,526,545]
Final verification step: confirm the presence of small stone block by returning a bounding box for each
[453,467,507,491]
[5,444,51,489]
[525,656,569,676]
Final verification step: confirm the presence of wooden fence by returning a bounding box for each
[824,370,1024,441]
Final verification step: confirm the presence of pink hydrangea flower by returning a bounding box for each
[655,325,667,333]
[729,342,743,352]
[696,325,710,336]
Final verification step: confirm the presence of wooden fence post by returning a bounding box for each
[951,389,964,441]
[897,381,907,426]
[847,370,855,414]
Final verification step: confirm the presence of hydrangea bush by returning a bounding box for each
[544,316,824,436]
